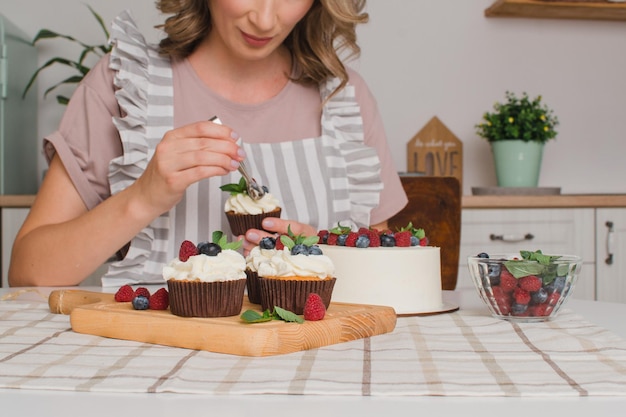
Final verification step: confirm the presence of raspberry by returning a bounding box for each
[135,287,151,298]
[419,237,429,247]
[548,291,561,306]
[345,232,359,247]
[528,303,548,317]
[317,230,329,244]
[519,275,542,292]
[326,233,338,246]
[275,235,286,250]
[179,240,198,261]
[499,269,518,293]
[513,287,531,305]
[114,285,135,302]
[394,231,412,247]
[494,294,511,315]
[303,293,326,321]
[367,230,381,247]
[149,288,169,310]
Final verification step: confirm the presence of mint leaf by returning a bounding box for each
[219,177,247,195]
[240,309,274,323]
[274,307,304,323]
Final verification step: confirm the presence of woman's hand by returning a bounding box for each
[131,119,244,217]
[242,217,317,255]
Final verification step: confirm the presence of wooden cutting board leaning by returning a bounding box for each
[48,290,397,357]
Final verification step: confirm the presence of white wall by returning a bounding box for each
[3,0,626,195]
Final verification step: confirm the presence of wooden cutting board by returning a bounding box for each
[48,290,397,357]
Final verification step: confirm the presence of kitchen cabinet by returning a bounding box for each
[596,208,626,303]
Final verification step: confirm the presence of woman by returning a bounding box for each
[9,0,407,287]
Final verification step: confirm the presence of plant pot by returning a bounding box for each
[490,140,544,187]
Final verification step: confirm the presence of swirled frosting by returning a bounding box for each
[163,250,246,282]
[253,247,335,279]
[224,192,280,215]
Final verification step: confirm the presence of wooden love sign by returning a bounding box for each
[406,116,463,188]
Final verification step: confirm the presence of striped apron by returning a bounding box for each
[101,11,383,286]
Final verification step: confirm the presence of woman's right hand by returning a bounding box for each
[132,119,244,216]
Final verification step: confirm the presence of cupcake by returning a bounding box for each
[220,177,281,236]
[256,231,336,315]
[245,236,281,304]
[163,232,246,317]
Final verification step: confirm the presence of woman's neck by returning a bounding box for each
[188,37,292,104]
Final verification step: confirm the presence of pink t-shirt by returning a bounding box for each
[44,54,407,225]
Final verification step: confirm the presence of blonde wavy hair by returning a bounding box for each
[155,0,368,100]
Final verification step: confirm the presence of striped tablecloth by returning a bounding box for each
[1,293,626,397]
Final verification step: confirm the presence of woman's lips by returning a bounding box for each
[241,31,273,47]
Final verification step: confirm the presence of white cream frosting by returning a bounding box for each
[163,250,246,282]
[253,247,335,279]
[224,192,280,215]
[246,246,276,272]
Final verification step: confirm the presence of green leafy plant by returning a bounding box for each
[22,5,111,105]
[475,91,559,143]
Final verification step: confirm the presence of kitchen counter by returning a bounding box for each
[464,194,626,209]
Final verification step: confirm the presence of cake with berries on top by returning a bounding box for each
[252,227,336,315]
[162,231,246,317]
[220,177,282,236]
[317,223,442,315]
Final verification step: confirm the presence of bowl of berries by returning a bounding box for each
[467,250,582,322]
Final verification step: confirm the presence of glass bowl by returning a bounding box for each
[467,252,582,322]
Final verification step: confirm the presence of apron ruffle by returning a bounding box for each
[321,78,383,228]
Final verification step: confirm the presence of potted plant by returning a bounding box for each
[475,91,559,187]
[21,5,111,105]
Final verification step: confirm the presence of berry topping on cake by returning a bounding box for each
[179,240,199,261]
[262,225,322,256]
[317,222,428,249]
[178,231,242,261]
[114,284,135,302]
[303,293,326,321]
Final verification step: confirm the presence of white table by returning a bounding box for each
[2,287,626,417]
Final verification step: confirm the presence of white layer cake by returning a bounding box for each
[321,245,442,315]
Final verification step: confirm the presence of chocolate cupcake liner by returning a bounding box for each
[245,269,262,304]
[167,279,246,318]
[225,208,281,236]
[258,277,336,315]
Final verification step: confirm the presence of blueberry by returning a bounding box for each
[318,232,329,244]
[477,252,490,259]
[291,244,308,255]
[531,287,548,304]
[380,234,395,247]
[487,263,502,286]
[511,302,528,315]
[132,295,149,310]
[545,276,567,294]
[336,234,348,246]
[197,241,221,256]
[259,237,276,250]
[262,185,269,193]
[308,245,323,255]
[356,235,370,248]
[410,236,419,246]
